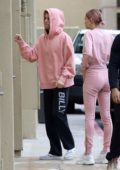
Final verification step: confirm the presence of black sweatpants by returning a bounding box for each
[106,103,120,161]
[43,88,75,156]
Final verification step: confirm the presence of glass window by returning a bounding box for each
[73,34,84,53]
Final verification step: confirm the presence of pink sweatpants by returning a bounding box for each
[83,69,113,155]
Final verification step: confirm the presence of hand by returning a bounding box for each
[111,88,120,104]
[55,80,64,88]
[52,79,64,88]
[14,34,23,44]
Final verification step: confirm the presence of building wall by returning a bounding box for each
[36,0,101,37]
[101,0,117,29]
[36,0,117,38]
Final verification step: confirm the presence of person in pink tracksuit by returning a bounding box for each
[14,8,75,160]
[80,9,113,165]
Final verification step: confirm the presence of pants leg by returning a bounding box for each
[98,90,113,153]
[83,84,97,154]
[84,69,111,155]
[106,104,120,161]
[43,89,62,156]
[52,88,75,150]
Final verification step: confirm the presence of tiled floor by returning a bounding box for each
[15,114,107,170]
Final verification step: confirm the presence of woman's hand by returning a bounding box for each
[111,88,120,104]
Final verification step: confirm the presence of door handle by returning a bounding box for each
[0,91,4,96]
[12,75,16,79]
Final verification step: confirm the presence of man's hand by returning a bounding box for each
[111,88,120,104]
[14,34,23,44]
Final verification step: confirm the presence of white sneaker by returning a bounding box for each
[82,154,95,165]
[96,153,108,164]
[40,153,62,160]
[64,148,76,160]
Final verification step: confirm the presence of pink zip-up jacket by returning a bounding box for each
[81,28,114,70]
[17,8,75,89]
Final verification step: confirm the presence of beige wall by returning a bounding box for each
[36,0,101,27]
[36,0,101,37]
[21,0,38,139]
[36,0,117,38]
[0,0,14,169]
[101,0,117,29]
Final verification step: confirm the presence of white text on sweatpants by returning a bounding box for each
[58,92,66,114]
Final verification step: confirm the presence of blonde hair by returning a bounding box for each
[86,9,104,25]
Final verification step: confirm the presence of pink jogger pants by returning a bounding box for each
[83,69,113,154]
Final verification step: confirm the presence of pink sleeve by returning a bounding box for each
[59,35,75,83]
[81,54,89,71]
[81,31,92,70]
[18,39,38,62]
[83,31,92,57]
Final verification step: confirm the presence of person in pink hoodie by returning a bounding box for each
[79,9,113,165]
[14,8,75,160]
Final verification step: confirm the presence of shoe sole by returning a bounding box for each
[64,157,74,160]
[95,160,108,164]
[40,158,62,160]
[83,163,95,165]
[82,160,95,165]
[40,157,62,160]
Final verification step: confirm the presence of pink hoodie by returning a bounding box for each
[17,8,75,89]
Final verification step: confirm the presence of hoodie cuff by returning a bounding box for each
[18,40,27,48]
